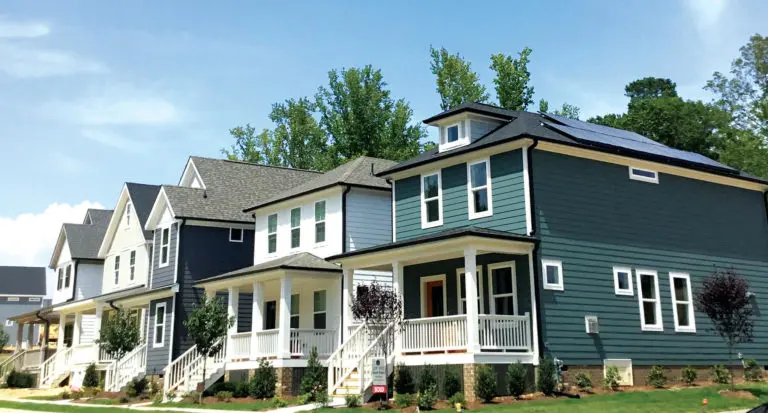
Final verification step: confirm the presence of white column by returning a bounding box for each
[341,268,354,341]
[277,275,292,359]
[26,323,34,349]
[41,323,50,363]
[328,276,342,346]
[528,252,540,364]
[94,305,104,342]
[57,313,66,349]
[139,308,147,342]
[392,261,404,355]
[464,248,480,353]
[72,312,82,347]
[227,287,240,357]
[251,280,264,360]
[16,323,24,350]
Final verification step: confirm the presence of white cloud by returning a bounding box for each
[81,129,141,152]
[0,42,106,78]
[0,18,50,38]
[684,0,727,33]
[45,88,182,126]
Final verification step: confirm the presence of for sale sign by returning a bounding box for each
[371,357,387,394]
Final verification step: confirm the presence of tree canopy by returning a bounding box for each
[429,46,488,111]
[97,309,141,361]
[490,47,534,110]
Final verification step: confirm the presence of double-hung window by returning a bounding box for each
[159,227,170,267]
[457,267,484,314]
[125,202,132,227]
[636,269,663,331]
[613,266,633,296]
[153,303,166,347]
[313,290,326,329]
[489,262,517,315]
[267,214,278,254]
[670,272,696,333]
[57,268,63,290]
[421,172,442,228]
[290,294,300,329]
[114,256,120,285]
[542,260,564,291]
[64,264,71,288]
[314,201,326,244]
[467,159,492,219]
[290,208,301,249]
[129,250,136,281]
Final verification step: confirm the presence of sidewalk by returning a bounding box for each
[0,398,324,413]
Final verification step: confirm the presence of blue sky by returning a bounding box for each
[0,0,766,274]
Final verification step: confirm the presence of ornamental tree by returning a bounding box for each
[0,328,8,350]
[97,309,141,362]
[694,268,755,391]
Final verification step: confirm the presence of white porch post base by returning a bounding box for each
[277,276,292,359]
[464,248,480,353]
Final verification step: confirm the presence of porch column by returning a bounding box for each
[528,252,540,364]
[464,248,480,353]
[41,323,50,363]
[139,308,147,341]
[329,276,342,346]
[57,313,65,349]
[277,275,292,359]
[391,261,404,355]
[341,268,354,341]
[16,323,23,350]
[251,280,264,360]
[227,287,240,356]
[72,312,82,347]
[26,322,34,348]
[94,305,104,341]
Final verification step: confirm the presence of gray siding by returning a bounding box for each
[146,297,173,375]
[470,119,501,141]
[346,188,392,251]
[151,223,178,289]
[0,298,43,346]
[395,150,526,241]
[533,150,768,366]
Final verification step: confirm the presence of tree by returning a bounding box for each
[430,46,488,110]
[694,268,755,391]
[222,124,280,165]
[538,99,549,113]
[0,328,8,350]
[268,98,331,170]
[299,346,325,401]
[624,77,678,101]
[184,294,234,404]
[97,309,141,362]
[490,47,534,111]
[538,99,581,119]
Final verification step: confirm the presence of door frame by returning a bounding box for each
[487,261,519,315]
[264,300,277,330]
[419,274,448,318]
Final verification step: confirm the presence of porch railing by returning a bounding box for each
[22,349,43,369]
[228,329,337,360]
[478,313,531,351]
[229,332,251,359]
[401,315,468,353]
[253,331,279,358]
[290,329,336,357]
[71,344,98,365]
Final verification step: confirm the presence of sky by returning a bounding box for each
[0,0,766,293]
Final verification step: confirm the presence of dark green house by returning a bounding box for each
[328,102,768,398]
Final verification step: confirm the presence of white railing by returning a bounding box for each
[164,344,203,398]
[163,338,226,400]
[71,344,98,365]
[290,329,336,357]
[228,333,251,359]
[22,349,43,369]
[99,346,117,362]
[357,323,394,394]
[0,350,26,380]
[327,323,368,396]
[105,343,147,392]
[253,331,279,358]
[401,315,468,353]
[478,313,531,351]
[40,347,73,387]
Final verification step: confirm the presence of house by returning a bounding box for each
[0,266,46,349]
[165,156,396,397]
[325,102,768,400]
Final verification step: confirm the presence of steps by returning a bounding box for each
[163,339,226,399]
[331,369,360,397]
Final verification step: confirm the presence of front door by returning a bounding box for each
[264,300,277,330]
[425,280,445,317]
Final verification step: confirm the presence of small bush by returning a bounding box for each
[233,381,250,398]
[417,384,438,410]
[573,372,592,392]
[70,390,85,400]
[315,390,329,408]
[82,364,100,388]
[603,366,621,391]
[250,359,277,399]
[204,381,236,397]
[6,370,34,388]
[443,367,461,399]
[474,365,497,403]
[148,379,161,398]
[183,391,201,404]
[271,396,288,408]
[344,394,361,408]
[646,365,667,388]
[300,347,326,401]
[506,363,527,399]
[744,359,763,382]
[119,396,130,404]
[394,364,416,395]
[448,392,466,407]
[165,389,177,400]
[394,393,413,408]
[418,365,437,392]
[297,393,311,405]
[60,392,71,400]
[681,366,698,386]
[152,393,163,404]
[215,391,233,402]
[125,383,138,398]
[537,357,557,396]
[84,387,102,398]
[710,365,731,385]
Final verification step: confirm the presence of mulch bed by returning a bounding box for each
[719,390,757,399]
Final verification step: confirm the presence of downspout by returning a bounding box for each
[386,179,393,242]
[340,185,352,341]
[526,137,546,358]
[71,260,79,301]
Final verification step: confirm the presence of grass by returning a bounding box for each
[22,395,64,401]
[158,398,297,410]
[0,400,165,413]
[84,398,123,405]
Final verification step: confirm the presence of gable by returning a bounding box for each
[99,185,156,257]
[179,158,205,189]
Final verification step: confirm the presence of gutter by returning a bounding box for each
[526,138,546,358]
[243,183,389,213]
[341,186,352,253]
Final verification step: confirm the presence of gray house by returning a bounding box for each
[0,266,46,348]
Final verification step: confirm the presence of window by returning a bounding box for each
[489,263,517,315]
[670,272,696,333]
[636,269,663,331]
[129,250,136,281]
[629,167,659,184]
[457,267,484,314]
[125,202,132,226]
[467,159,492,219]
[64,264,71,288]
[290,294,300,329]
[114,256,120,285]
[314,201,326,244]
[267,214,278,254]
[420,172,442,228]
[439,121,469,151]
[542,260,564,291]
[290,208,301,249]
[313,290,326,329]
[613,266,633,296]
[4,320,13,327]
[153,303,166,347]
[229,228,243,243]
[7,297,19,302]
[57,268,63,290]
[29,297,40,302]
[446,124,459,143]
[159,227,170,267]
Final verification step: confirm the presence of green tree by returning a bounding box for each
[184,294,234,404]
[624,77,678,101]
[430,46,488,110]
[97,309,141,362]
[222,124,280,165]
[0,328,8,350]
[299,346,325,401]
[269,98,332,170]
[490,47,534,110]
[539,99,581,119]
[538,99,549,113]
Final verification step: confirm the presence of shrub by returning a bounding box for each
[165,389,177,400]
[84,387,101,398]
[744,359,763,382]
[82,364,100,388]
[416,384,438,410]
[299,347,326,401]
[233,381,250,398]
[125,382,138,398]
[71,390,84,400]
[603,366,621,391]
[148,379,162,398]
[710,365,731,385]
[448,392,466,407]
[315,390,329,407]
[443,367,461,399]
[119,396,130,404]
[344,394,361,408]
[204,381,236,397]
[394,364,416,395]
[394,392,413,408]
[6,370,34,388]
[215,391,233,402]
[183,391,201,404]
[474,364,497,403]
[250,359,277,399]
[681,366,698,385]
[506,363,527,399]
[646,365,667,388]
[537,357,557,396]
[573,372,592,392]
[271,396,288,408]
[60,392,71,400]
[297,393,311,405]
[418,365,437,392]
[152,393,163,404]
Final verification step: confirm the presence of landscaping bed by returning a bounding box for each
[159,396,299,411]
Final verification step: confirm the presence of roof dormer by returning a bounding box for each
[424,102,513,153]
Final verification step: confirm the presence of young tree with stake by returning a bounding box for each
[97,309,141,362]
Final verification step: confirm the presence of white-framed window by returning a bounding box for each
[229,228,243,243]
[670,272,696,333]
[290,207,301,249]
[153,302,166,347]
[613,266,633,296]
[467,159,493,219]
[29,297,40,302]
[114,255,120,285]
[64,264,72,288]
[314,201,326,244]
[125,202,133,227]
[636,269,663,331]
[420,171,443,228]
[4,320,13,327]
[290,294,300,329]
[159,227,170,267]
[457,267,484,315]
[439,121,469,151]
[313,290,326,329]
[629,166,659,184]
[129,250,136,281]
[7,297,19,302]
[267,213,278,254]
[57,268,63,291]
[542,259,564,291]
[488,262,518,315]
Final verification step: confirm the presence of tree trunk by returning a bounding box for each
[201,355,207,405]
[728,342,734,392]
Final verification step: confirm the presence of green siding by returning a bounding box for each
[533,151,768,366]
[394,150,526,240]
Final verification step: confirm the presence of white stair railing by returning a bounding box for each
[163,338,226,400]
[105,343,147,392]
[0,350,26,380]
[327,323,367,396]
[40,347,73,387]
[357,324,394,395]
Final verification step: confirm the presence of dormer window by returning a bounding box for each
[439,120,469,152]
[446,124,459,143]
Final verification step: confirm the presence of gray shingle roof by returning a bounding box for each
[0,266,46,295]
[86,209,113,227]
[126,183,161,239]
[422,101,518,124]
[63,209,113,260]
[245,156,397,211]
[197,252,340,285]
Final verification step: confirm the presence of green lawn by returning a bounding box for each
[84,398,123,405]
[0,400,160,413]
[158,398,296,411]
[22,395,64,401]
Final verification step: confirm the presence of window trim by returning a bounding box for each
[159,226,171,268]
[312,290,327,329]
[542,259,564,291]
[314,200,326,245]
[65,264,72,288]
[636,269,663,332]
[613,266,634,296]
[488,262,518,315]
[629,166,659,184]
[467,158,493,220]
[129,250,136,281]
[153,302,167,348]
[267,213,278,255]
[419,274,448,318]
[57,268,63,291]
[669,272,696,333]
[420,171,443,229]
[125,202,132,228]
[114,255,121,285]
[290,207,302,250]
[456,266,485,315]
[440,121,469,152]
[229,228,244,243]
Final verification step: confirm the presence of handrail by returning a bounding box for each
[40,347,73,387]
[0,350,26,380]
[164,337,226,400]
[403,314,466,323]
[105,343,147,391]
[357,323,394,394]
[327,323,367,395]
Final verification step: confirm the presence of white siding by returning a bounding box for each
[53,242,74,305]
[346,188,392,251]
[102,203,151,293]
[75,263,103,300]
[78,315,97,344]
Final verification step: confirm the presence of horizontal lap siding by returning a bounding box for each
[395,150,526,240]
[533,151,768,366]
[151,223,177,289]
[146,297,173,375]
[346,188,392,251]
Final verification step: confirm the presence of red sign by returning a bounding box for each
[372,385,387,394]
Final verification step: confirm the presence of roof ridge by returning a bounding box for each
[339,156,366,181]
[191,156,323,174]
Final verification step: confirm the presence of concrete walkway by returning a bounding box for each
[0,398,324,413]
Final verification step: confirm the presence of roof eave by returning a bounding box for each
[243,182,390,213]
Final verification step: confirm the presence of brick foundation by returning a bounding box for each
[462,364,476,402]
[276,367,293,397]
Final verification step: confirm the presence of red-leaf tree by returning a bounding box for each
[694,268,755,391]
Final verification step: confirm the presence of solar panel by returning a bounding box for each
[542,112,666,147]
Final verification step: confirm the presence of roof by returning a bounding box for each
[196,252,341,285]
[166,157,322,223]
[422,101,518,124]
[0,266,46,295]
[126,183,161,239]
[62,209,114,260]
[244,156,397,212]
